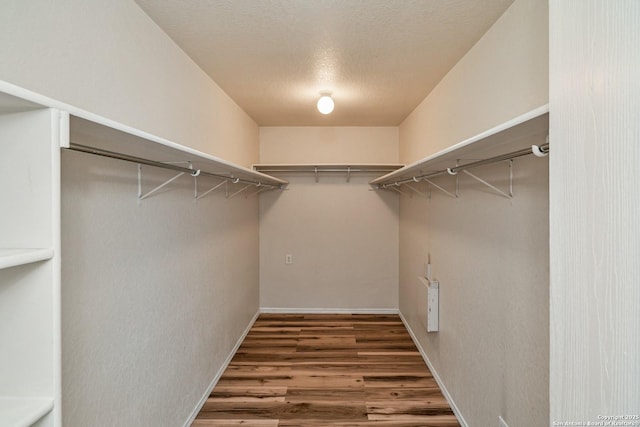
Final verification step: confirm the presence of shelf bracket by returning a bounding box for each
[461,160,513,199]
[423,178,457,199]
[404,183,429,199]
[347,166,351,183]
[228,184,252,199]
[314,167,319,183]
[387,183,410,196]
[195,179,227,200]
[248,182,283,197]
[138,162,193,200]
[253,186,271,197]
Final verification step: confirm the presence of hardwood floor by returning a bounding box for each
[192,314,460,427]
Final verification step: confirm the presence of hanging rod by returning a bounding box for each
[253,164,403,174]
[378,143,548,189]
[253,167,403,173]
[67,143,283,189]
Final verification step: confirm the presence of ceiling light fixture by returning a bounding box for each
[317,92,334,114]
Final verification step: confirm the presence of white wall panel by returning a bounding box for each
[398,0,550,425]
[0,0,258,165]
[260,174,399,311]
[260,127,399,164]
[400,0,548,163]
[259,126,399,311]
[399,154,549,427]
[549,1,640,423]
[61,151,260,426]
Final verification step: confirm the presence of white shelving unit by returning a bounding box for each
[0,92,62,427]
[370,105,549,188]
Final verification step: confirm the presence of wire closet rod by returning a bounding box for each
[379,143,549,188]
[256,168,400,173]
[67,143,282,189]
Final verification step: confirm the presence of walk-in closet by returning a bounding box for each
[1,1,638,426]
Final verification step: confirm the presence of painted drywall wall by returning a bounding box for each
[549,1,640,423]
[259,127,399,164]
[400,0,548,164]
[0,0,257,166]
[399,154,549,427]
[61,151,260,426]
[259,127,399,311]
[397,0,549,426]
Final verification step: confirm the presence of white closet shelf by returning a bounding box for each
[0,91,43,114]
[0,80,287,189]
[253,163,404,183]
[0,397,53,427]
[0,249,54,270]
[253,163,404,173]
[370,105,549,187]
[69,116,288,188]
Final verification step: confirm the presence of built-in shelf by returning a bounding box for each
[253,163,404,182]
[253,163,404,173]
[0,92,60,426]
[0,249,54,270]
[370,105,549,187]
[69,116,288,188]
[0,80,288,191]
[0,397,53,427]
[0,91,43,115]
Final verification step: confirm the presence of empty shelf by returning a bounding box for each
[0,397,53,427]
[0,249,54,270]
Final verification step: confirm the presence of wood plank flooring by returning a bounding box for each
[192,314,460,427]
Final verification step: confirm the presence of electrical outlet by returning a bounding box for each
[285,254,293,264]
[499,416,509,427]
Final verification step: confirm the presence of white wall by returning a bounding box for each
[259,127,399,311]
[549,1,640,423]
[260,127,399,164]
[61,151,260,426]
[400,0,548,164]
[399,154,549,427]
[0,0,257,165]
[398,0,549,426]
[0,1,262,425]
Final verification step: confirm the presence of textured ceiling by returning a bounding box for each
[135,0,513,126]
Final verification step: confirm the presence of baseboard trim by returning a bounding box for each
[398,311,469,427]
[259,307,399,314]
[182,310,260,427]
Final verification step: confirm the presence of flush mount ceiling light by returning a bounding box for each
[316,92,334,115]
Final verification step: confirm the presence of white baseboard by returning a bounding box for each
[398,311,469,427]
[182,310,260,427]
[259,307,399,314]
